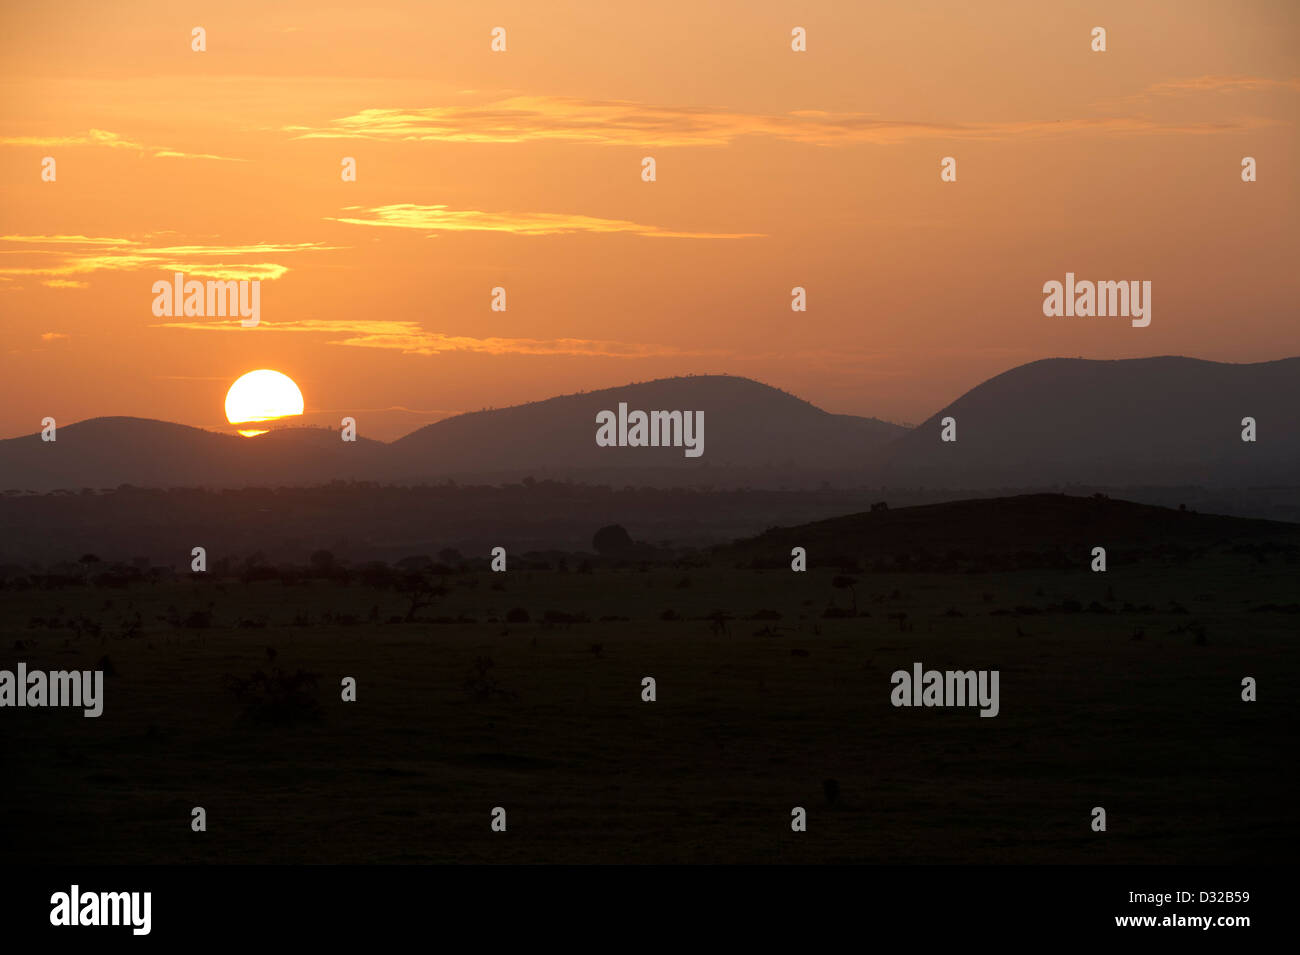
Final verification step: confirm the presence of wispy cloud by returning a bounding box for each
[1093,74,1300,109]
[40,332,69,342]
[0,234,140,247]
[0,128,247,162]
[152,318,718,358]
[327,204,763,239]
[0,235,338,284]
[286,94,1282,148]
[1142,74,1300,96]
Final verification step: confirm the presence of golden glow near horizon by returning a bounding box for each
[224,369,305,436]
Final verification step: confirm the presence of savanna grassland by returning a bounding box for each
[2,501,1295,864]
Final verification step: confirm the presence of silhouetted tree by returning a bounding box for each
[593,524,633,556]
[309,549,336,577]
[397,573,445,622]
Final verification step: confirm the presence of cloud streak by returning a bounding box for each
[0,129,247,162]
[1092,74,1300,109]
[0,235,338,283]
[326,203,763,239]
[287,94,1283,148]
[1142,74,1300,96]
[152,318,718,358]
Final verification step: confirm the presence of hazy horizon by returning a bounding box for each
[3,354,1298,443]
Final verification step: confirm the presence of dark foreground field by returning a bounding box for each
[1,495,1296,864]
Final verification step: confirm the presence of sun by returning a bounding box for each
[225,369,305,437]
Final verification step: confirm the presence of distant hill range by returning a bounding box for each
[878,356,1299,488]
[0,358,1295,492]
[0,417,384,491]
[0,375,903,491]
[385,374,903,484]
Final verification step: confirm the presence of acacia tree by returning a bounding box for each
[396,571,445,622]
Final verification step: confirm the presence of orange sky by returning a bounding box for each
[2,0,1297,440]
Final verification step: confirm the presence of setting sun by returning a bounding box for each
[225,369,305,436]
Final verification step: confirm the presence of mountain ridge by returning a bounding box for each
[2,359,1295,491]
[879,356,1299,487]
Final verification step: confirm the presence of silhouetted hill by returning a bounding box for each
[387,374,904,482]
[0,377,903,490]
[879,357,1300,487]
[3,361,1296,491]
[0,418,383,491]
[719,493,1300,569]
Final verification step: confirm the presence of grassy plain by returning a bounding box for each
[3,542,1294,864]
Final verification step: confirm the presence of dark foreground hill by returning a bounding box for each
[719,493,1300,570]
[3,482,1295,569]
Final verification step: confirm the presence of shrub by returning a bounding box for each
[593,524,634,556]
[222,666,322,727]
[463,656,516,702]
